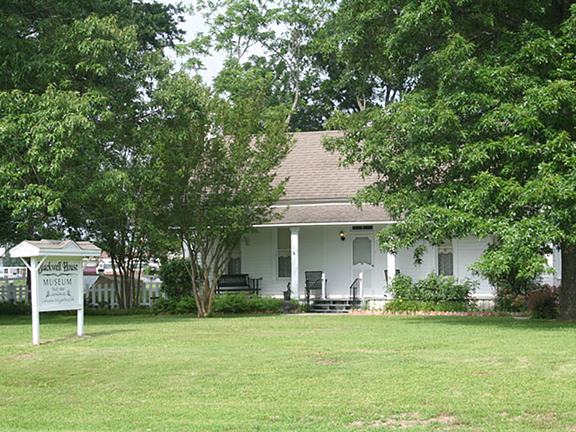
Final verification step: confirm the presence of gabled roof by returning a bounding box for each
[261,131,392,226]
[275,131,370,203]
[10,240,101,258]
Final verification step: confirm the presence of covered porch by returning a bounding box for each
[241,218,493,304]
[276,223,398,302]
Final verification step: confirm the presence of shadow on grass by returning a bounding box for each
[84,328,137,338]
[398,314,576,331]
[38,329,135,345]
[0,312,289,328]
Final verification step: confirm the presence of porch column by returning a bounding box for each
[386,251,396,287]
[290,227,300,300]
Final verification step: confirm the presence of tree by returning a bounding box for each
[69,148,170,309]
[196,0,335,131]
[0,1,183,307]
[326,0,576,319]
[145,73,290,317]
[311,3,395,112]
[0,0,182,242]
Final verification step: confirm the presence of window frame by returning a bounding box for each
[435,239,458,277]
[274,227,292,280]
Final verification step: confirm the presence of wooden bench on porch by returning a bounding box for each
[216,274,261,296]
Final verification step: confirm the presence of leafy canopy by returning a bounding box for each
[0,0,182,244]
[327,0,576,318]
[145,73,290,317]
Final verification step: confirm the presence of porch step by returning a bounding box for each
[308,299,359,314]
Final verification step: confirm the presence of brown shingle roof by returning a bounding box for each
[275,131,371,202]
[261,204,393,226]
[261,131,392,225]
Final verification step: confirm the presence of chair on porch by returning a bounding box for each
[305,271,325,308]
[384,269,401,287]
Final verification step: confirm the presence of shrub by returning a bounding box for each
[494,281,559,313]
[212,293,286,314]
[385,299,471,313]
[473,251,543,311]
[0,300,31,315]
[84,306,153,316]
[527,286,559,319]
[386,274,414,299]
[385,299,426,313]
[152,293,290,315]
[494,289,529,312]
[388,272,477,304]
[152,296,198,315]
[158,258,191,299]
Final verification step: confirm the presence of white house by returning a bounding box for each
[233,131,497,305]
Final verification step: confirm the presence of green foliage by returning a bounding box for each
[158,258,191,299]
[385,299,471,313]
[151,296,199,315]
[528,286,559,319]
[386,274,415,299]
[0,1,182,244]
[212,293,286,314]
[196,0,335,131]
[84,306,153,316]
[146,74,290,318]
[326,0,576,319]
[0,1,184,310]
[494,288,530,313]
[0,301,31,316]
[388,273,477,304]
[0,299,158,316]
[152,294,288,315]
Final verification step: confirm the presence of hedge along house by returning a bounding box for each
[228,130,505,307]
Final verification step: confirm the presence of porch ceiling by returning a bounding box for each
[257,203,394,226]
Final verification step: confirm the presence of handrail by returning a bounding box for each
[349,277,361,307]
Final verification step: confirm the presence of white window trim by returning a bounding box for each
[273,228,291,281]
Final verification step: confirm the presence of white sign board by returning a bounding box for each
[10,240,101,345]
[37,258,83,312]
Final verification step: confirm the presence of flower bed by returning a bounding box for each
[348,309,525,317]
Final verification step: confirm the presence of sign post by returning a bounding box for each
[10,240,101,345]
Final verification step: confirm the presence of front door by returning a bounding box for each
[351,235,373,297]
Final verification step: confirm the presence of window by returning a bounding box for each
[438,239,454,276]
[277,228,291,278]
[352,225,373,231]
[227,244,241,275]
[353,237,372,265]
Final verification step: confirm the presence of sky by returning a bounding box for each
[161,1,226,84]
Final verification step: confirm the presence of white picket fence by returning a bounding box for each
[0,277,165,308]
[85,281,165,308]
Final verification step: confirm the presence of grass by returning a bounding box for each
[1,314,576,431]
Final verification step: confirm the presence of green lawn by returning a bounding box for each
[1,314,576,431]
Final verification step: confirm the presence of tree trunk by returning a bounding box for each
[560,243,576,320]
[111,257,124,309]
